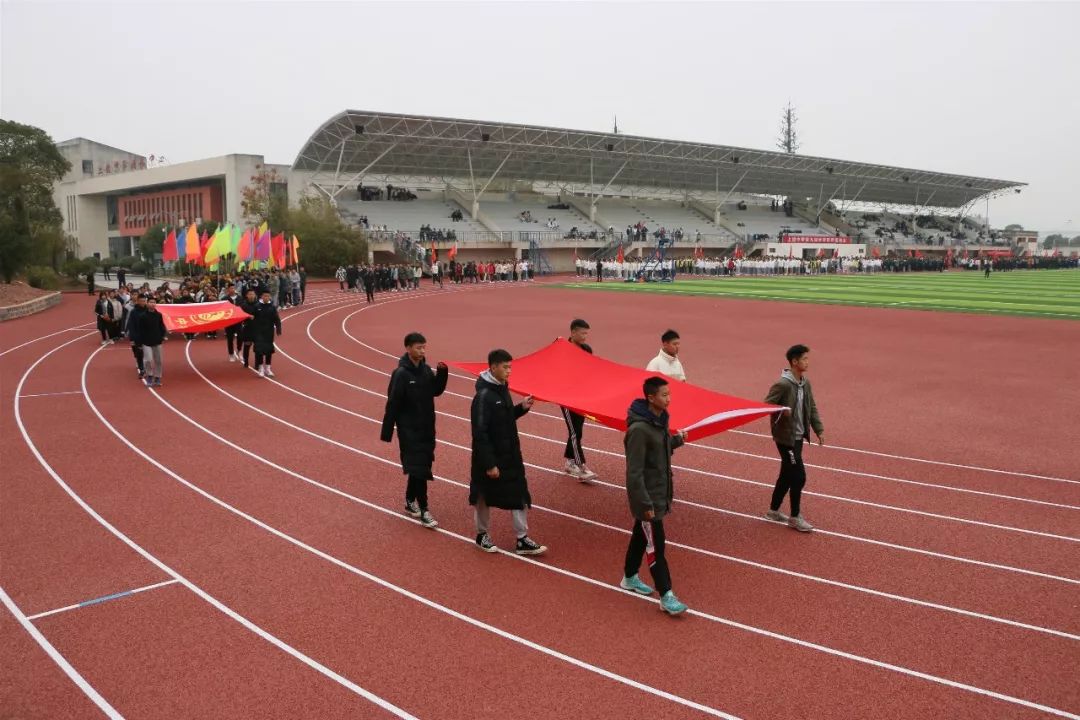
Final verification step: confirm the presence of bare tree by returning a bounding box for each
[777,102,800,154]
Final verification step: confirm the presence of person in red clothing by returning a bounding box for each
[486,261,496,283]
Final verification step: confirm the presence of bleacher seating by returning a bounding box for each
[337,195,487,235]
[621,199,726,239]
[720,201,816,240]
[478,193,603,235]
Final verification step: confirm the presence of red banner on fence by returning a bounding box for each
[779,235,852,244]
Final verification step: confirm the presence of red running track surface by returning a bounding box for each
[2,280,1078,719]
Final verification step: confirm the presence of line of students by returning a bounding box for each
[380,323,825,617]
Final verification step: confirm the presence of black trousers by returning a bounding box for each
[405,475,429,510]
[365,285,375,303]
[625,518,671,595]
[242,341,253,367]
[131,343,144,373]
[226,327,239,355]
[255,350,273,367]
[561,407,585,464]
[770,441,807,517]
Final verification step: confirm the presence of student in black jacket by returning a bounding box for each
[222,283,243,362]
[238,288,258,368]
[250,290,281,377]
[138,298,168,387]
[469,348,546,555]
[126,294,148,379]
[380,332,449,528]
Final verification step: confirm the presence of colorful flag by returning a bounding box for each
[237,228,252,263]
[162,229,178,262]
[447,242,457,261]
[254,227,271,262]
[185,224,200,263]
[271,233,286,269]
[203,228,220,265]
[290,235,300,265]
[430,242,437,263]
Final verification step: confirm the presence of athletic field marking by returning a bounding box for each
[0,325,94,359]
[18,391,85,398]
[27,580,180,621]
[12,337,419,720]
[165,342,1079,718]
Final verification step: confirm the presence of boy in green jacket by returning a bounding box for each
[764,344,825,532]
[621,376,689,615]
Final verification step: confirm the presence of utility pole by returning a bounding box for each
[777,102,800,154]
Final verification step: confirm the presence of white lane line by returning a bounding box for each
[175,342,1079,719]
[18,391,85,398]
[1,583,125,719]
[202,342,1080,641]
[12,336,419,720]
[342,313,1079,485]
[307,305,1080,544]
[0,325,94,359]
[86,353,741,720]
[273,332,1079,587]
[26,580,180,621]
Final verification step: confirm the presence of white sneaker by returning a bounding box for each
[577,464,598,481]
[765,509,789,523]
[228,355,236,363]
[256,365,265,376]
[101,340,109,347]
[264,367,275,378]
[565,460,584,479]
[788,515,814,533]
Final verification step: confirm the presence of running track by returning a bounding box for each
[2,279,1078,719]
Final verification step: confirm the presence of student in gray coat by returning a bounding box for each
[621,376,689,616]
[764,344,825,532]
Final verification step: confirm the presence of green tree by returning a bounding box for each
[0,120,71,282]
[1003,223,1024,232]
[1043,234,1066,249]
[240,166,288,231]
[140,224,168,260]
[284,195,368,275]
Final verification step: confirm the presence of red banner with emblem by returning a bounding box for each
[156,301,250,333]
[779,235,851,244]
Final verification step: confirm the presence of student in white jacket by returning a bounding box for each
[645,329,686,382]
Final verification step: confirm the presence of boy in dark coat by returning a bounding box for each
[764,344,825,533]
[622,376,688,615]
[469,349,546,555]
[238,289,259,368]
[380,332,449,528]
[250,290,281,377]
[138,298,168,388]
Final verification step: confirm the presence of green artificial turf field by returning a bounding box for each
[555,270,1080,319]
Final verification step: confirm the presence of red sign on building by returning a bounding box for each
[779,235,852,244]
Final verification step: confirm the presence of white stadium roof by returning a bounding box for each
[294,110,1025,209]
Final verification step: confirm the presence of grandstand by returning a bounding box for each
[291,110,1026,270]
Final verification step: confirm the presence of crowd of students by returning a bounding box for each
[380,319,824,617]
[335,259,535,295]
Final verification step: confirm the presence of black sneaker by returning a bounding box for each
[475,533,497,553]
[515,536,547,556]
[404,501,421,518]
[418,510,438,529]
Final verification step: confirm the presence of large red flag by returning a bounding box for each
[448,339,783,442]
[616,244,624,263]
[155,301,251,334]
[271,233,286,268]
[871,245,881,258]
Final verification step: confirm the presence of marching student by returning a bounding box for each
[223,283,243,362]
[125,293,148,379]
[469,349,546,555]
[764,344,825,532]
[138,297,168,388]
[251,290,282,377]
[380,332,449,529]
[621,376,688,615]
[239,288,259,368]
[645,329,687,382]
[561,319,597,481]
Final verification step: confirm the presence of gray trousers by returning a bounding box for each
[142,344,163,378]
[474,497,528,539]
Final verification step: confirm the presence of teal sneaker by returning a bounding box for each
[660,591,688,616]
[619,574,654,595]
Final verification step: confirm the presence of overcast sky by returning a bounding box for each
[3,0,1077,234]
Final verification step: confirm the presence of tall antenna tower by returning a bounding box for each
[777,102,800,154]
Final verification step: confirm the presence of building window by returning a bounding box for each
[82,159,93,175]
